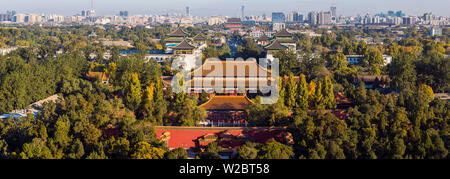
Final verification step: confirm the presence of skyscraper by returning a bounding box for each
[318,12,331,25]
[308,11,317,25]
[402,16,415,25]
[272,12,285,23]
[241,6,245,19]
[423,13,432,24]
[388,10,395,17]
[120,11,129,17]
[298,14,304,22]
[330,5,337,17]
[288,11,300,22]
[395,11,405,17]
[186,6,191,17]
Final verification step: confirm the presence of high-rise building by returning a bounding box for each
[272,12,285,23]
[388,10,395,17]
[287,11,296,22]
[25,14,42,24]
[241,6,245,19]
[395,11,405,17]
[423,13,432,24]
[430,26,442,36]
[82,10,95,17]
[186,6,191,17]
[120,11,129,17]
[402,16,415,25]
[82,0,96,17]
[7,10,16,16]
[0,14,8,21]
[318,11,331,25]
[308,11,317,25]
[297,14,304,22]
[13,14,26,23]
[330,6,337,17]
[0,11,14,21]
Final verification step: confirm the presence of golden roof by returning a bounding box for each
[190,59,272,77]
[199,95,254,111]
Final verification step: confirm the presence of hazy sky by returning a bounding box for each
[1,0,449,17]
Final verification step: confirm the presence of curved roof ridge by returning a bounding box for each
[264,40,288,50]
[189,58,272,76]
[274,29,293,37]
[168,27,188,37]
[199,95,254,110]
[172,39,195,49]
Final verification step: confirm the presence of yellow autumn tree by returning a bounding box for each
[131,142,165,159]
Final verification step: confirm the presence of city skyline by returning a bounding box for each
[1,0,450,17]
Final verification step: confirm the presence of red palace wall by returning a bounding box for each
[155,126,287,149]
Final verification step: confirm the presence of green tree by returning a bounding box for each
[391,136,406,159]
[365,47,384,75]
[323,76,336,109]
[67,139,85,159]
[258,139,293,159]
[164,147,188,159]
[107,137,130,159]
[54,118,72,148]
[205,142,223,154]
[418,84,434,104]
[285,73,297,109]
[296,74,309,110]
[124,73,142,111]
[153,78,167,125]
[327,53,348,72]
[139,83,155,122]
[388,53,417,93]
[131,142,165,159]
[19,138,53,159]
[354,81,367,105]
[314,82,324,108]
[236,142,259,159]
[177,98,206,126]
[198,90,210,105]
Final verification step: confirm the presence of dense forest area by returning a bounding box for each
[0,25,448,159]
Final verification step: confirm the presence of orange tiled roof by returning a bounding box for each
[199,95,254,111]
[155,126,287,149]
[86,72,110,82]
[186,78,273,88]
[274,29,293,37]
[168,28,188,37]
[190,59,271,77]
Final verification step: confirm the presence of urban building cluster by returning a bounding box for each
[1,5,448,28]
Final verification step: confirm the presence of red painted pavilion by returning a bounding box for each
[199,95,254,127]
[225,18,243,32]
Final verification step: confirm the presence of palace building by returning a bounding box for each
[199,95,254,127]
[263,29,297,62]
[185,58,274,94]
[172,39,196,55]
[264,40,288,62]
[165,27,188,53]
[265,40,288,55]
[167,59,276,127]
[192,33,208,46]
[225,18,243,32]
[272,29,296,50]
[256,34,271,46]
